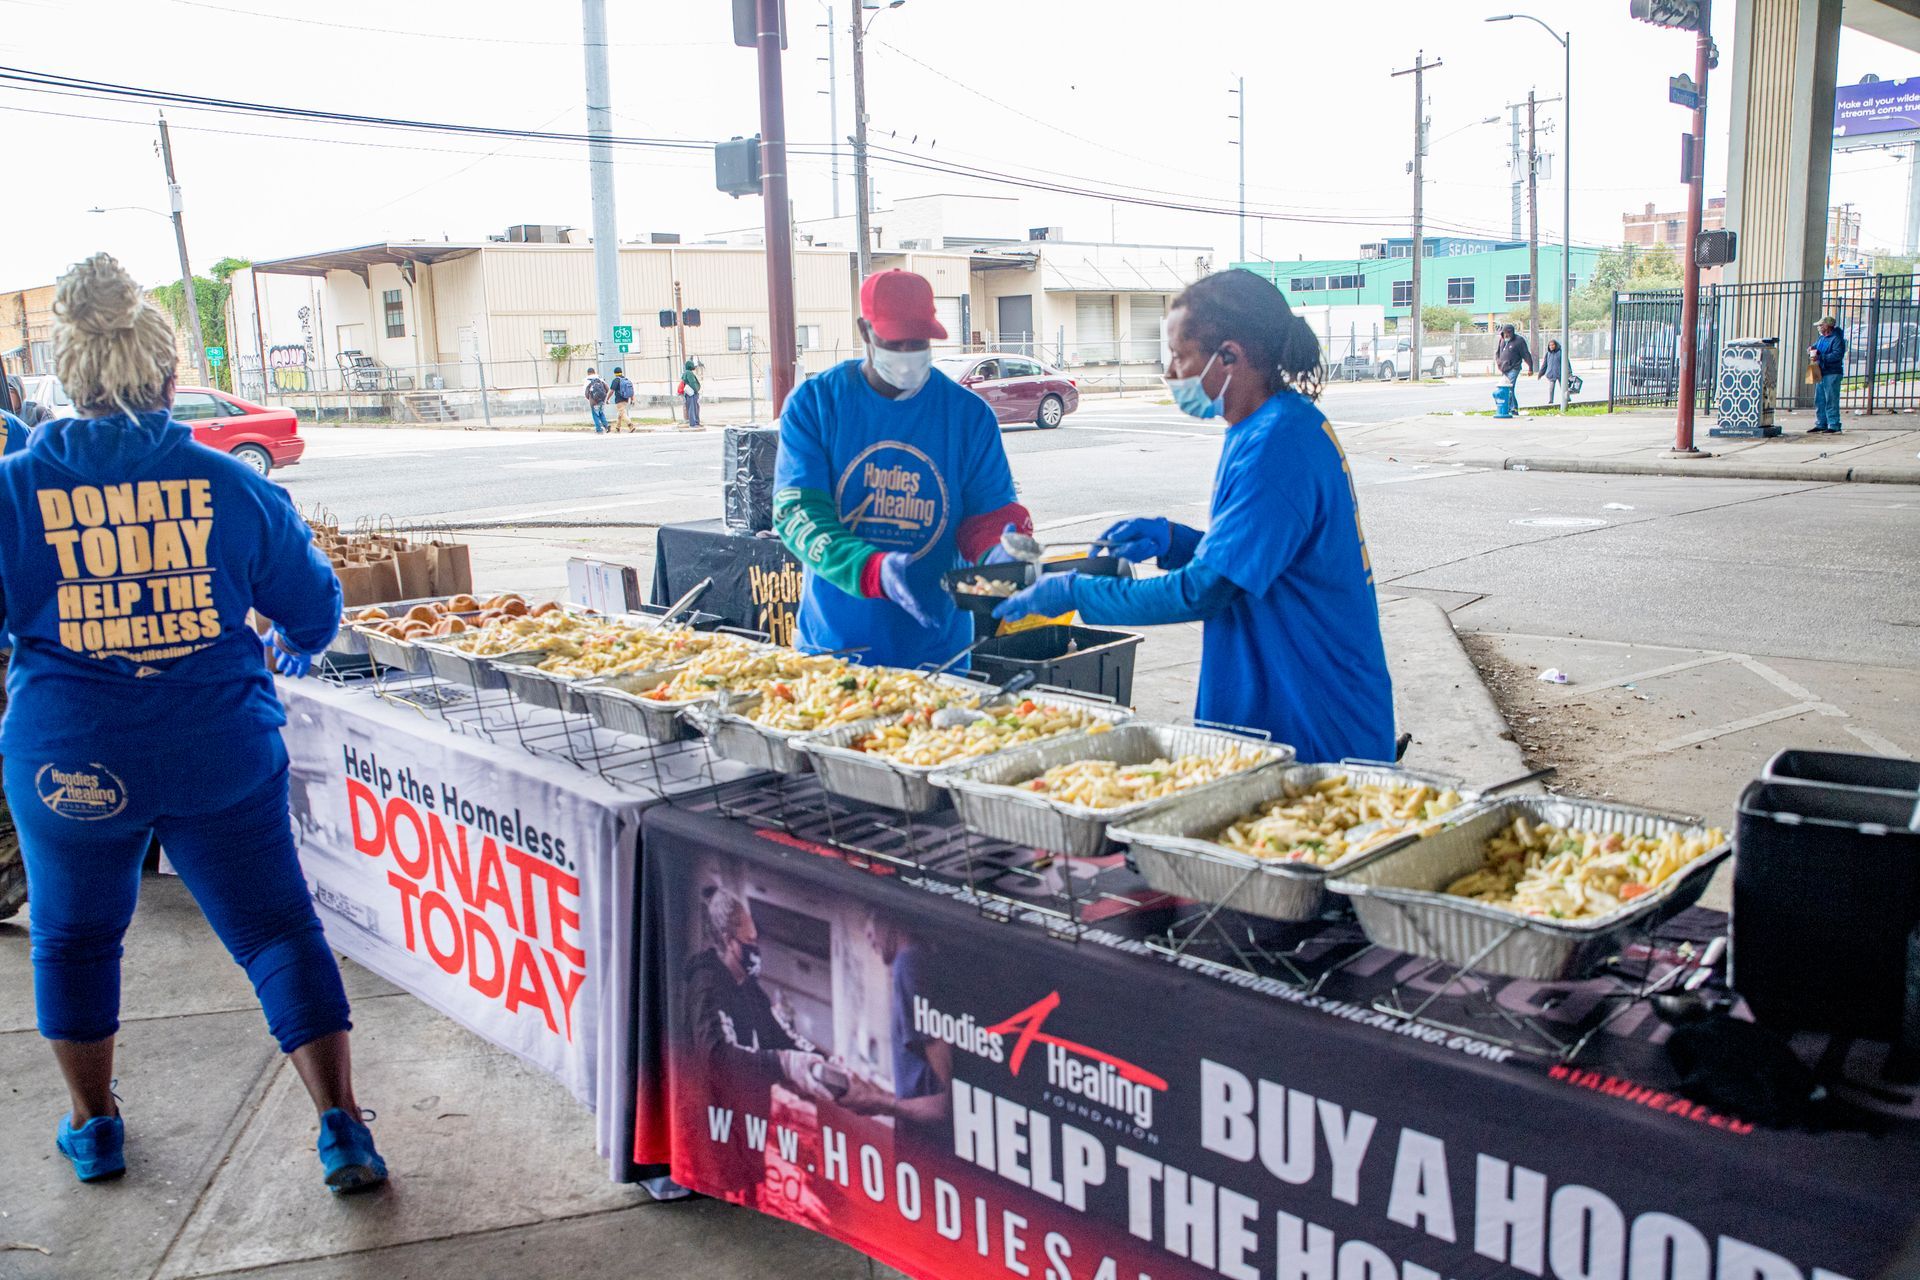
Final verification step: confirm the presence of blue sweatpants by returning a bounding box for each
[8,731,351,1052]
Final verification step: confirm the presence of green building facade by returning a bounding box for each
[1237,237,1602,326]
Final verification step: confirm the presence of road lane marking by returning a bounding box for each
[1845,724,1911,758]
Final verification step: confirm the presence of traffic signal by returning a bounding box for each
[1630,0,1703,30]
[715,135,761,197]
[731,0,787,49]
[658,310,676,328]
[682,309,702,328]
[1696,230,1737,267]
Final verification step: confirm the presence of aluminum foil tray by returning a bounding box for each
[333,597,484,658]
[576,670,707,743]
[795,689,1133,814]
[1109,763,1477,921]
[1326,796,1732,981]
[935,723,1295,858]
[358,627,430,675]
[694,671,1001,778]
[492,654,592,714]
[414,639,545,690]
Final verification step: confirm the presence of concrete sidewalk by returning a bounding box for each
[1335,405,1920,483]
[0,540,1514,1279]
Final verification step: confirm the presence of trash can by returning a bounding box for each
[1492,385,1516,418]
[1710,337,1781,438]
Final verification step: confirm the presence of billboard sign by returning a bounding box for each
[1834,76,1920,138]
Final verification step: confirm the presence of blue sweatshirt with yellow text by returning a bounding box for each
[0,411,339,753]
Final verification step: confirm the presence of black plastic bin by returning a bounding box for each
[967,625,1144,705]
[1732,778,1920,1040]
[1762,748,1920,795]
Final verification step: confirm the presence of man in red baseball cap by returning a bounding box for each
[772,269,1033,667]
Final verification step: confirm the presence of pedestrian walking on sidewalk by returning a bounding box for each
[0,254,387,1193]
[611,366,635,432]
[1496,324,1534,410]
[1539,339,1565,408]
[1809,316,1846,433]
[584,367,610,433]
[679,357,702,429]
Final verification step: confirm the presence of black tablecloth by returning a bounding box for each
[650,519,802,645]
[630,799,1920,1280]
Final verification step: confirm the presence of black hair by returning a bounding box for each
[1169,269,1323,401]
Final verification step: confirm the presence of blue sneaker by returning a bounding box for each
[317,1108,388,1194]
[56,1113,126,1183]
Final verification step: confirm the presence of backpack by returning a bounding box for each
[613,375,633,401]
[585,376,608,405]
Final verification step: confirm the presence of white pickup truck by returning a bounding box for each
[1368,336,1457,381]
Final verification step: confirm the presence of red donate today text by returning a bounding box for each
[346,779,587,1041]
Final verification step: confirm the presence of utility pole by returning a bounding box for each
[581,0,622,375]
[1906,142,1920,256]
[755,0,798,414]
[1673,0,1712,456]
[821,5,841,219]
[1392,52,1440,383]
[1229,77,1245,262]
[850,3,872,281]
[1526,89,1541,359]
[1509,103,1524,239]
[156,114,211,387]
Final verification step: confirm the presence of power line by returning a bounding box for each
[159,0,720,48]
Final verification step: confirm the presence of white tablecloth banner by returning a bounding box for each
[279,679,651,1120]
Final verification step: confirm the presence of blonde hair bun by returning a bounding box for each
[55,253,148,335]
[53,252,178,416]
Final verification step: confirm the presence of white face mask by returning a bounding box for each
[867,342,933,397]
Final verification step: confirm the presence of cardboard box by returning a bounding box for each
[566,557,642,614]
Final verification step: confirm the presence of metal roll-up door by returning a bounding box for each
[1129,295,1165,363]
[1076,294,1115,365]
[933,296,963,353]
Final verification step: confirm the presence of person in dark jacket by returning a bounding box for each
[611,366,635,432]
[1538,339,1565,407]
[0,254,385,1192]
[1496,324,1534,408]
[679,357,702,429]
[682,885,829,1200]
[1808,316,1846,433]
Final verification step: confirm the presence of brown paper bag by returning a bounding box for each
[365,555,404,604]
[393,545,434,599]
[429,541,473,596]
[334,561,380,608]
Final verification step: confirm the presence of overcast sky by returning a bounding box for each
[2,0,1915,292]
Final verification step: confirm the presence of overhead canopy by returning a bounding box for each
[251,242,482,278]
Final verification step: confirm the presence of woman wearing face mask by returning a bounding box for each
[995,270,1394,763]
[772,269,1033,669]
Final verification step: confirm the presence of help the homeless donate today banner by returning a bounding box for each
[633,817,1900,1280]
[282,683,642,1108]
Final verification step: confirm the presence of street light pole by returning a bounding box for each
[755,0,798,415]
[1229,77,1245,262]
[157,114,212,387]
[850,4,872,281]
[582,0,622,375]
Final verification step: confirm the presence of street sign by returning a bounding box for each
[617,343,630,354]
[1669,73,1700,110]
[612,325,633,344]
[205,346,225,364]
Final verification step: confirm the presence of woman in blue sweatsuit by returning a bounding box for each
[0,254,386,1190]
[995,269,1395,764]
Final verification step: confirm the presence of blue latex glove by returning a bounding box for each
[264,626,314,678]
[878,551,946,629]
[981,522,1024,565]
[1099,517,1171,565]
[993,571,1079,623]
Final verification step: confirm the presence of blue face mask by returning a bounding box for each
[1166,350,1229,419]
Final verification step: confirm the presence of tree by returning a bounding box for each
[150,257,249,391]
[1504,302,1561,330]
[1420,304,1474,333]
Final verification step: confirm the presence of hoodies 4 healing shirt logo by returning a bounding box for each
[36,762,129,821]
[833,442,949,558]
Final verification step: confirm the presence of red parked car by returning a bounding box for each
[933,353,1080,429]
[171,386,305,475]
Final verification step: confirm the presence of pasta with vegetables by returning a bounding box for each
[1443,818,1727,922]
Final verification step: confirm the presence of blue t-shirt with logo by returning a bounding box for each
[1,409,29,455]
[775,359,1016,669]
[1190,391,1395,763]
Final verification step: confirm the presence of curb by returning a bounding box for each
[1378,596,1528,786]
[1496,455,1920,485]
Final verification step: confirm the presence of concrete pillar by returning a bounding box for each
[1724,0,1843,405]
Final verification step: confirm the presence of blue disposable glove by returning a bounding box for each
[981,522,1025,565]
[878,551,947,629]
[993,571,1079,623]
[1099,517,1171,565]
[265,626,314,678]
